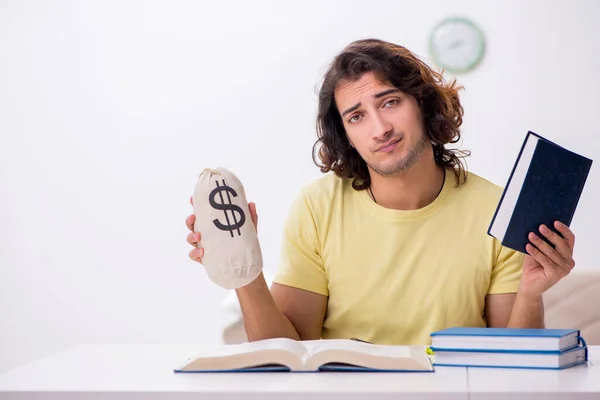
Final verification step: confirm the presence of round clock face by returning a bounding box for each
[429,17,485,73]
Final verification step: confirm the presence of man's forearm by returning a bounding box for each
[506,292,545,328]
[235,272,300,341]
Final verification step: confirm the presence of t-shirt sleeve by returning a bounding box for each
[272,189,329,296]
[488,241,524,294]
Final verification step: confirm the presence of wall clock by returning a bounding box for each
[429,17,486,73]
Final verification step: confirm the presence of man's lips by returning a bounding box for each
[376,138,402,152]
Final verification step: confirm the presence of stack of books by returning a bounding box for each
[429,327,588,370]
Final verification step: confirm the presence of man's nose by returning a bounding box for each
[371,112,393,140]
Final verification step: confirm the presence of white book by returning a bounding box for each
[174,338,433,372]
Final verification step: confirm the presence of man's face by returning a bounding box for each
[334,72,429,177]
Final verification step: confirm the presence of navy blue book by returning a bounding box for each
[488,131,592,254]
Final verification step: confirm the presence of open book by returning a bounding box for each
[174,338,434,372]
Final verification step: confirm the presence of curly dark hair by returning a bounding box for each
[312,38,470,190]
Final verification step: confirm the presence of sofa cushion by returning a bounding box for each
[543,270,600,345]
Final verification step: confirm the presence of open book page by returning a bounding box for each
[302,339,433,371]
[175,338,309,372]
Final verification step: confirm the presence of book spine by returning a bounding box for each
[566,159,593,226]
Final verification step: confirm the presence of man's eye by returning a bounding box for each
[349,115,361,123]
[384,99,398,107]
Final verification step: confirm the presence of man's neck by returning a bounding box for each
[368,158,446,211]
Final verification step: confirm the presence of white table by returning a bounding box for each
[0,345,597,400]
[467,346,600,400]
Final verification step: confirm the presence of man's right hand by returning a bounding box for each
[185,194,324,343]
[186,195,259,264]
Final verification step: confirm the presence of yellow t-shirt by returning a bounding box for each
[272,168,524,345]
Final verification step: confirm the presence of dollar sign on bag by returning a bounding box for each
[209,180,246,237]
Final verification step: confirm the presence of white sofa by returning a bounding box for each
[220,271,600,345]
[543,270,600,345]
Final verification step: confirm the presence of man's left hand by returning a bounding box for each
[519,221,576,299]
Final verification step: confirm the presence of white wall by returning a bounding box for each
[1,0,599,373]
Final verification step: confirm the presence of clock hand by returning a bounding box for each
[449,40,464,49]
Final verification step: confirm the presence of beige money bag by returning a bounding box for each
[192,167,263,289]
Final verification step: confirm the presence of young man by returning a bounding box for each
[185,39,576,345]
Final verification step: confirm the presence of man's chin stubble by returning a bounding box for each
[369,140,427,177]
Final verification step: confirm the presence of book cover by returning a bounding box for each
[488,131,593,254]
[430,327,579,338]
[172,338,434,373]
[429,327,582,353]
[432,342,588,370]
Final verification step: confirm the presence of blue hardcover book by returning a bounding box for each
[173,338,434,373]
[430,327,581,353]
[432,344,588,370]
[488,131,592,254]
[430,327,588,370]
